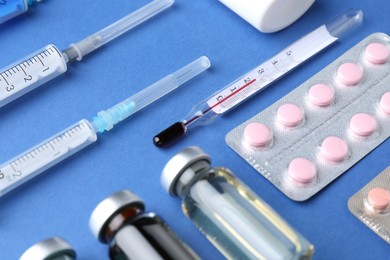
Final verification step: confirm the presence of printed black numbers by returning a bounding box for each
[6,85,14,92]
[24,75,32,82]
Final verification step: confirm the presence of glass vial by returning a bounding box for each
[161,146,314,260]
[89,190,199,260]
[20,237,76,260]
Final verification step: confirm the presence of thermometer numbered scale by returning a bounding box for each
[207,27,334,115]
[153,9,364,147]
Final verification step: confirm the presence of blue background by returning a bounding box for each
[0,0,389,259]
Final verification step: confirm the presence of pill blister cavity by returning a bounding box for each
[244,122,272,147]
[367,187,390,212]
[365,43,390,64]
[380,92,390,114]
[308,84,335,107]
[276,103,304,127]
[337,63,363,86]
[287,158,317,184]
[349,113,377,137]
[320,136,349,163]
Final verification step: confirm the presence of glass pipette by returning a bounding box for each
[0,0,42,25]
[153,9,363,147]
[0,56,210,197]
[0,0,174,108]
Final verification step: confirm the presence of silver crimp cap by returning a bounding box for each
[89,190,144,243]
[161,146,211,196]
[20,237,76,260]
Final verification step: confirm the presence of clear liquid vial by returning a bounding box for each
[20,237,76,260]
[89,190,199,260]
[161,146,314,259]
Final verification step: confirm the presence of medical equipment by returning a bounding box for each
[20,237,76,260]
[90,190,199,259]
[0,0,42,24]
[0,0,174,108]
[161,146,314,259]
[153,9,363,147]
[0,56,210,197]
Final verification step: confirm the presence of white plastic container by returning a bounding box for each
[219,0,315,32]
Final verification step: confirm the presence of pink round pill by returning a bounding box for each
[244,122,271,147]
[320,136,349,162]
[337,63,363,86]
[288,158,317,184]
[367,187,390,211]
[308,84,335,107]
[380,92,390,114]
[277,104,304,127]
[350,113,377,137]
[365,43,390,64]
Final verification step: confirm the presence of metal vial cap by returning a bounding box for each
[20,237,76,260]
[89,190,145,243]
[161,146,211,196]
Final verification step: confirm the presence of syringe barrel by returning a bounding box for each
[0,0,28,25]
[0,44,68,108]
[0,120,97,197]
[67,0,174,61]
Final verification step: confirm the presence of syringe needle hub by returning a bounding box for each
[63,0,174,62]
[92,56,210,133]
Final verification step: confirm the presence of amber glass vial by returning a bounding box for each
[89,190,199,260]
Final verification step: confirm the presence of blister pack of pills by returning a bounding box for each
[226,33,390,201]
[348,166,390,244]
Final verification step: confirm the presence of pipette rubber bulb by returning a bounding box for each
[153,122,186,147]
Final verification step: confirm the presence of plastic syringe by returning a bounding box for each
[0,0,42,24]
[0,0,174,108]
[0,56,210,197]
[153,9,363,147]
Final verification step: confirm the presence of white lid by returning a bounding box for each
[161,146,211,196]
[89,190,144,243]
[219,0,315,33]
[20,237,75,260]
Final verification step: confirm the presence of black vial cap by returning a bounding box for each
[153,122,186,147]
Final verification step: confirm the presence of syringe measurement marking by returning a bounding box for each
[0,46,59,93]
[1,74,9,85]
[2,122,91,182]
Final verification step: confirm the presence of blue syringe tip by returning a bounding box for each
[92,102,136,133]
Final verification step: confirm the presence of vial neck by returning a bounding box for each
[174,160,211,197]
[104,206,144,243]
